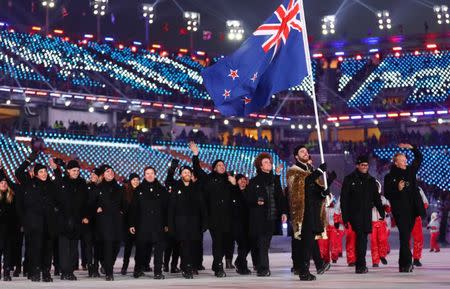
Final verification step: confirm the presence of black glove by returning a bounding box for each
[328,171,337,183]
[321,188,331,197]
[334,223,340,230]
[170,159,180,169]
[28,151,38,163]
[318,162,327,172]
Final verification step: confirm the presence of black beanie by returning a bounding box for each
[356,155,369,165]
[128,173,140,182]
[212,159,225,170]
[99,164,113,175]
[92,167,102,177]
[66,160,80,170]
[179,165,193,175]
[235,174,247,182]
[293,145,307,157]
[33,163,47,175]
[0,170,7,182]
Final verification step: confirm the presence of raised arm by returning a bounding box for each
[189,142,208,181]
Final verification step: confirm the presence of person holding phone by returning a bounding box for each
[246,153,287,277]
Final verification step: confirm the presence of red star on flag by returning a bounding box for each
[244,97,252,104]
[223,89,231,99]
[251,72,258,82]
[228,69,239,80]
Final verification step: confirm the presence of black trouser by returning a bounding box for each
[355,231,368,269]
[255,234,272,273]
[194,236,204,268]
[249,237,258,268]
[398,222,413,268]
[12,231,23,272]
[312,240,325,270]
[180,240,196,272]
[123,232,135,267]
[225,239,234,261]
[58,236,78,275]
[135,240,164,274]
[28,231,53,275]
[291,236,300,270]
[100,241,120,276]
[164,235,179,269]
[0,233,12,273]
[52,238,59,271]
[297,223,315,275]
[80,230,93,267]
[233,232,250,269]
[210,230,231,271]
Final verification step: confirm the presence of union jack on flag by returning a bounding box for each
[202,0,310,117]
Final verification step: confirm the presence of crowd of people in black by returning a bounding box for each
[0,138,439,284]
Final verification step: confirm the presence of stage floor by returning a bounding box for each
[4,248,450,289]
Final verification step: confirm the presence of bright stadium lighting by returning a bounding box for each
[227,20,244,41]
[434,5,449,25]
[377,10,392,30]
[90,0,108,16]
[41,1,56,34]
[184,11,200,31]
[143,3,155,23]
[321,15,336,35]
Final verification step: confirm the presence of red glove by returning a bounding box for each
[424,203,429,209]
[384,205,391,213]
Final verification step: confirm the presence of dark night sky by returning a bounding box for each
[0,0,448,53]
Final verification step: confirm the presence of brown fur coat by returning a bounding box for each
[287,165,327,240]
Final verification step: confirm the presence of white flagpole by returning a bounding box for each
[298,0,327,188]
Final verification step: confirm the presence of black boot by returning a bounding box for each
[91,265,100,278]
[154,272,165,279]
[105,274,114,281]
[13,267,21,277]
[317,262,331,275]
[53,267,60,276]
[133,270,145,278]
[355,266,369,274]
[399,264,414,273]
[380,257,388,265]
[42,271,53,282]
[214,263,226,278]
[182,265,194,279]
[121,260,129,275]
[413,259,422,267]
[3,270,12,282]
[171,267,181,273]
[299,272,316,281]
[163,264,169,272]
[30,272,40,282]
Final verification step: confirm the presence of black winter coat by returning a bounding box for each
[245,171,287,237]
[54,175,89,239]
[81,181,98,235]
[303,167,328,235]
[230,187,250,239]
[93,180,125,241]
[0,169,18,235]
[129,179,169,242]
[384,146,425,229]
[21,178,58,236]
[192,156,233,233]
[341,170,385,233]
[166,170,207,241]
